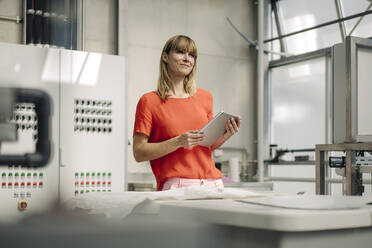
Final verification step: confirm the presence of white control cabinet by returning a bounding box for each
[0,43,126,222]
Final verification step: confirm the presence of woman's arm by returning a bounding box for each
[133,131,205,162]
[211,117,240,150]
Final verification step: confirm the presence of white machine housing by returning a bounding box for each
[0,43,126,222]
[333,36,372,143]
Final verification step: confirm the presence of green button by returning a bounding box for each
[97,172,101,176]
[80,190,84,194]
[2,173,6,177]
[21,173,25,177]
[86,190,90,193]
[33,172,37,177]
[75,172,79,177]
[92,172,96,176]
[86,172,90,177]
[108,172,111,177]
[39,172,43,177]
[27,172,31,177]
[8,173,13,177]
[80,172,84,177]
[102,172,106,177]
[15,173,19,177]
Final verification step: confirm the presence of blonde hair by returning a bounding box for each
[157,35,198,100]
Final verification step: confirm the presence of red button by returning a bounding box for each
[15,182,19,186]
[103,181,106,185]
[92,181,95,185]
[80,181,84,185]
[75,181,79,185]
[8,182,12,186]
[1,182,6,186]
[86,181,90,185]
[39,182,43,186]
[97,181,101,185]
[21,182,25,186]
[33,182,37,186]
[108,181,111,185]
[27,182,31,186]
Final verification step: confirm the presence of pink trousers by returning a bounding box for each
[162,178,224,191]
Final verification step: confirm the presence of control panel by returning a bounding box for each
[73,171,112,195]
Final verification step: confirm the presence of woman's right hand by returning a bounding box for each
[177,130,204,148]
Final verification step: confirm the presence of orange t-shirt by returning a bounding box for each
[133,88,222,190]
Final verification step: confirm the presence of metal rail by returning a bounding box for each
[0,15,22,23]
[264,9,372,43]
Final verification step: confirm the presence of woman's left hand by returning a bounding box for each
[223,117,240,139]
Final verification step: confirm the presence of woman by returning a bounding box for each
[133,35,240,191]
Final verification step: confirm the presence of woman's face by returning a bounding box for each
[163,49,195,78]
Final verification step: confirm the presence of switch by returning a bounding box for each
[108,190,111,192]
[26,192,31,198]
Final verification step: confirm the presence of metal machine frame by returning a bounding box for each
[316,143,372,195]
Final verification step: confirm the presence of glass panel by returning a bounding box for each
[285,24,341,55]
[278,0,338,33]
[357,47,372,136]
[271,57,326,149]
[341,0,372,38]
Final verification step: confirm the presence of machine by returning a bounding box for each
[0,42,126,223]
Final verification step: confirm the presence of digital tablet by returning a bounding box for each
[198,111,239,147]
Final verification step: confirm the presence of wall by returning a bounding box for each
[84,0,118,54]
[0,0,23,44]
[119,0,257,185]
